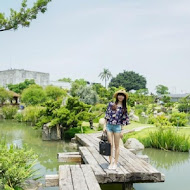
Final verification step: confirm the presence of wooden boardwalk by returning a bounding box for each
[75,132,165,184]
[46,164,101,190]
[46,129,165,189]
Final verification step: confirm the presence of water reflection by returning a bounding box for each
[134,148,190,190]
[1,120,190,190]
[0,120,76,190]
[142,148,190,170]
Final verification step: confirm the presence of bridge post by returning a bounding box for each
[122,182,133,190]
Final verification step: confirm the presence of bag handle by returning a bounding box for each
[101,131,108,141]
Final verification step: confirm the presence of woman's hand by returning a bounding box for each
[103,123,107,132]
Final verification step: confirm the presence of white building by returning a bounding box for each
[0,69,49,87]
[49,81,71,90]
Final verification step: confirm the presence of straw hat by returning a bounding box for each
[113,89,128,99]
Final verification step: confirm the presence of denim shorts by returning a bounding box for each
[106,123,121,133]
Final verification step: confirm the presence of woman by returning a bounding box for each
[103,89,129,170]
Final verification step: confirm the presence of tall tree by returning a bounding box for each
[156,85,169,95]
[58,77,72,83]
[0,87,13,105]
[70,79,87,97]
[21,84,47,105]
[76,86,99,105]
[98,68,112,88]
[109,70,146,91]
[7,79,35,93]
[0,0,51,32]
[45,85,67,101]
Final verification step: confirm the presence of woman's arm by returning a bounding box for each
[103,119,107,132]
[121,110,130,126]
[103,102,111,131]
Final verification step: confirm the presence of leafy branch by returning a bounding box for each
[0,0,51,32]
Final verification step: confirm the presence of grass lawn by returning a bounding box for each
[177,127,190,136]
[123,125,190,143]
[82,121,190,141]
[123,121,154,130]
[82,121,155,130]
[123,127,156,143]
[82,121,99,128]
[81,120,190,151]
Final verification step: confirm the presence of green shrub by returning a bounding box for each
[155,115,171,127]
[0,140,39,189]
[2,106,18,119]
[21,85,47,106]
[141,128,190,152]
[178,104,190,113]
[93,115,102,123]
[178,95,190,113]
[147,115,171,127]
[14,112,24,122]
[14,106,45,126]
[97,124,103,131]
[64,126,94,139]
[147,115,157,124]
[23,106,45,126]
[45,85,67,101]
[169,112,188,126]
[146,104,157,114]
[91,104,106,112]
[64,126,82,139]
[134,104,147,115]
[139,115,148,124]
[187,114,190,125]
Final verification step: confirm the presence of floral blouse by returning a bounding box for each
[104,102,129,126]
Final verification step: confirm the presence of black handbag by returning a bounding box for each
[99,131,111,156]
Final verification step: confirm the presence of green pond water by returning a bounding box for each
[0,120,190,190]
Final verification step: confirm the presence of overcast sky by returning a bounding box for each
[0,0,190,94]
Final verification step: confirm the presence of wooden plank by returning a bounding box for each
[137,155,149,163]
[121,147,161,177]
[116,144,160,182]
[84,135,132,182]
[59,152,80,155]
[85,133,135,172]
[86,134,158,182]
[58,153,81,163]
[59,165,73,190]
[88,134,146,173]
[79,146,106,183]
[81,165,101,190]
[84,134,137,174]
[76,132,164,183]
[119,146,162,182]
[70,165,88,190]
[75,134,94,147]
[87,146,126,183]
[45,174,59,187]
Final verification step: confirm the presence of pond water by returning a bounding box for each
[0,120,76,190]
[0,120,190,190]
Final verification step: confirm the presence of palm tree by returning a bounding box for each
[99,68,112,88]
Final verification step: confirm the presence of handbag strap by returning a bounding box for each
[101,131,108,141]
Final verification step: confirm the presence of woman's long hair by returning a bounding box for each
[111,93,127,114]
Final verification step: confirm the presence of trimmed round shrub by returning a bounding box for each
[169,112,188,126]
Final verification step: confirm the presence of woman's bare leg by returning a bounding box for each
[113,132,121,165]
[107,131,114,164]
